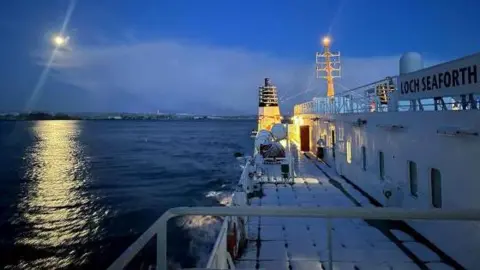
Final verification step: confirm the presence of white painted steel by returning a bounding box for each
[297,108,480,268]
[398,52,480,100]
[239,159,254,193]
[292,52,480,268]
[206,217,234,269]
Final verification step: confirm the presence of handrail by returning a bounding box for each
[205,216,230,268]
[339,76,398,96]
[107,206,480,270]
[294,76,399,115]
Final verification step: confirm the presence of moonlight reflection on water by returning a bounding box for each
[14,121,105,269]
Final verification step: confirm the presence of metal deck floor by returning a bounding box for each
[235,154,453,270]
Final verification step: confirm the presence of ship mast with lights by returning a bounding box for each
[316,36,341,100]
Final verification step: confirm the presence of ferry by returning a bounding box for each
[108,38,480,269]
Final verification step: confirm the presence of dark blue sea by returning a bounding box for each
[0,120,254,269]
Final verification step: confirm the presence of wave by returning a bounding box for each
[205,191,233,206]
[175,190,233,267]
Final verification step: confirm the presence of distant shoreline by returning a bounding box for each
[0,118,256,121]
[0,112,256,121]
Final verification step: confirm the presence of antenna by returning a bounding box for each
[316,36,341,100]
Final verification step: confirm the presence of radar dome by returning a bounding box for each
[399,52,423,75]
[271,124,287,140]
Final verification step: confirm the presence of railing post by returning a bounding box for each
[327,218,333,270]
[157,216,169,270]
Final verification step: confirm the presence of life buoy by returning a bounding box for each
[237,218,247,251]
[370,101,376,112]
[226,222,238,258]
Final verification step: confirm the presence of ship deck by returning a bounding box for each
[234,151,454,270]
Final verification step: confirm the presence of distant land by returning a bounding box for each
[0,112,257,121]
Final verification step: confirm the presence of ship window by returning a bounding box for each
[379,151,385,180]
[361,146,366,171]
[346,140,352,164]
[431,168,442,208]
[408,161,418,197]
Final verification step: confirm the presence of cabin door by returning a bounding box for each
[300,125,310,152]
[331,130,336,161]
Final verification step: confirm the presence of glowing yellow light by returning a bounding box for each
[52,35,68,47]
[293,117,299,125]
[322,36,331,46]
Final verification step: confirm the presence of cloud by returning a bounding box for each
[44,38,437,114]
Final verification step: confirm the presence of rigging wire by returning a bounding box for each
[279,67,319,103]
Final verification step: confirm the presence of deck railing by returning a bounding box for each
[205,216,235,269]
[294,77,399,115]
[107,206,480,270]
[294,75,480,115]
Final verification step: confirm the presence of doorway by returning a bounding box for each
[331,130,336,160]
[300,125,310,152]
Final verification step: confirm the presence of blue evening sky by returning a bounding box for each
[0,0,479,114]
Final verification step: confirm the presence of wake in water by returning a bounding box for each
[206,190,233,206]
[176,190,233,267]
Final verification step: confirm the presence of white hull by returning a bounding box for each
[294,109,480,268]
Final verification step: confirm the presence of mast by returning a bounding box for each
[316,36,341,100]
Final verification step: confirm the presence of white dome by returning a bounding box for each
[399,52,423,75]
[271,124,287,140]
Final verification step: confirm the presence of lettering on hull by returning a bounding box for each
[399,53,480,100]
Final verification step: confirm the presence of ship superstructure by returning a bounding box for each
[258,78,282,131]
[290,39,480,269]
[108,39,480,270]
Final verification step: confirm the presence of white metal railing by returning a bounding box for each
[205,217,235,269]
[239,160,254,193]
[294,77,399,115]
[107,206,480,270]
[397,94,480,112]
[294,77,480,116]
